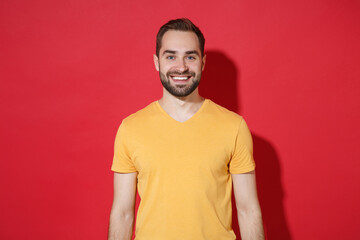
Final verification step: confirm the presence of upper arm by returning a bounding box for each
[111,172,137,214]
[232,170,260,212]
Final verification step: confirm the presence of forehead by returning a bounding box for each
[160,30,200,54]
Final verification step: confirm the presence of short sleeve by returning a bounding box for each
[229,118,256,174]
[111,122,137,173]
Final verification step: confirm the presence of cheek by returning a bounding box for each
[189,63,203,72]
[159,61,173,71]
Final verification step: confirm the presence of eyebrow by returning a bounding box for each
[162,50,200,56]
[185,50,200,56]
[162,50,177,56]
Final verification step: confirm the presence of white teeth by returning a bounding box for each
[172,76,189,80]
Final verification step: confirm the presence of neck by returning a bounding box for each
[158,88,205,122]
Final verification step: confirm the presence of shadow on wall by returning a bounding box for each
[252,135,292,240]
[201,50,291,240]
[200,50,239,112]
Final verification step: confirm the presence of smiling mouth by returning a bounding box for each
[171,75,191,81]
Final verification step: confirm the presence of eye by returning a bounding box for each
[186,56,196,60]
[166,56,175,60]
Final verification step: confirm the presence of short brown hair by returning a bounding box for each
[156,18,205,57]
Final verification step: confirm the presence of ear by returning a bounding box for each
[153,54,159,71]
[201,54,206,71]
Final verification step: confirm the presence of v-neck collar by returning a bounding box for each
[155,99,209,125]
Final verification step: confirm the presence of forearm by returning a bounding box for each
[108,210,134,240]
[237,207,264,240]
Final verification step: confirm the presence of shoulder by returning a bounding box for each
[206,99,245,125]
[121,101,159,128]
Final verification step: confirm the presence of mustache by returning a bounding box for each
[166,70,195,77]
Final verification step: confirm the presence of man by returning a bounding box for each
[108,18,264,240]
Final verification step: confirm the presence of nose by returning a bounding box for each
[176,58,188,72]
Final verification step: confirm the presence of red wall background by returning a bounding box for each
[1,0,359,239]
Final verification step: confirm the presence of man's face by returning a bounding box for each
[154,30,206,97]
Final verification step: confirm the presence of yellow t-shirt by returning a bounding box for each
[112,99,255,240]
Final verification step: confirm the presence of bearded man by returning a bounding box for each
[108,18,264,240]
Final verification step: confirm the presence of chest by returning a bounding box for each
[130,126,234,177]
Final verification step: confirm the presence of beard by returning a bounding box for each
[159,69,201,97]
